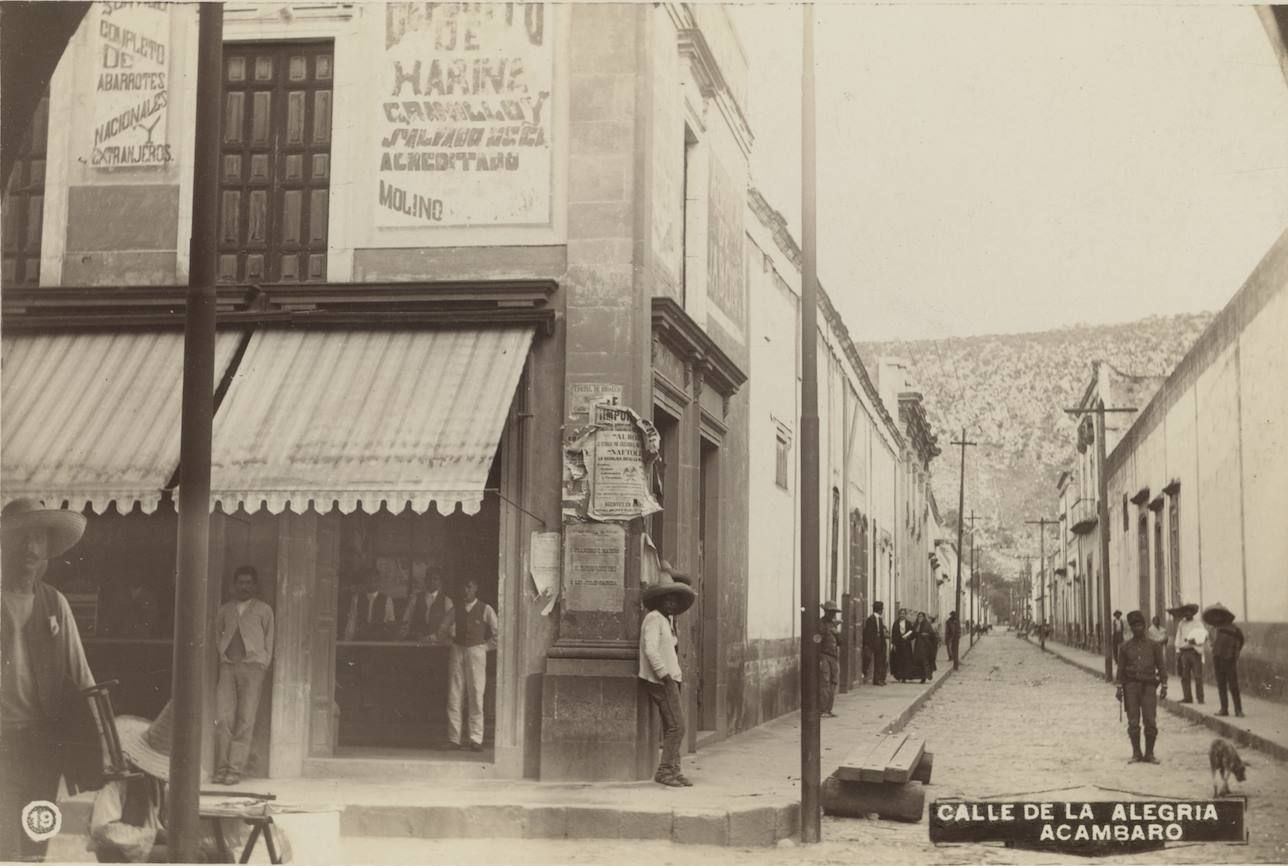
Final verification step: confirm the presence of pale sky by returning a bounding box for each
[730,3,1288,342]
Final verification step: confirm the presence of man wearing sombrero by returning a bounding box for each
[1169,602,1206,705]
[638,561,695,787]
[1,498,98,862]
[1204,603,1244,718]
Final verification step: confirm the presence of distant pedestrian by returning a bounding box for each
[639,563,696,787]
[945,611,961,664]
[911,612,935,683]
[1115,610,1168,763]
[1204,603,1244,719]
[927,616,941,674]
[1,498,100,863]
[1170,602,1205,704]
[1146,616,1168,647]
[1111,610,1124,675]
[819,601,842,717]
[862,601,888,685]
[890,608,915,682]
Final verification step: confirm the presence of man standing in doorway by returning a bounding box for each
[819,601,842,717]
[1115,610,1167,763]
[1171,603,1205,704]
[862,601,887,685]
[344,567,395,642]
[445,578,497,752]
[213,565,274,785]
[400,565,453,643]
[1,499,99,862]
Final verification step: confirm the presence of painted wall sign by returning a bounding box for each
[568,382,623,425]
[90,3,172,169]
[589,403,662,521]
[377,2,554,227]
[563,523,626,612]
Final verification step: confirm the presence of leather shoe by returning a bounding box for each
[654,773,685,787]
[468,741,484,752]
[1216,709,1229,717]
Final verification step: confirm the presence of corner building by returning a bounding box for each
[1,2,757,782]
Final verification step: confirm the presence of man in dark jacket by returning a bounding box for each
[1205,603,1244,718]
[861,601,888,685]
[1,499,99,862]
[945,611,962,664]
[1115,610,1168,764]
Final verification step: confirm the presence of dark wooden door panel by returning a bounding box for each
[2,93,49,287]
[218,42,332,285]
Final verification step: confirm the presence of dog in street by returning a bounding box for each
[1209,738,1249,797]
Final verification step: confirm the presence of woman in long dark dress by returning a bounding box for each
[889,608,916,682]
[912,612,936,683]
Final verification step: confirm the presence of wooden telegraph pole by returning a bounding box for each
[1024,518,1057,651]
[949,429,976,669]
[799,2,821,843]
[966,510,978,647]
[1063,401,1138,681]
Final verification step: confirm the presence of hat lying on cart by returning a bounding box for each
[641,559,696,615]
[0,498,86,558]
[1166,602,1199,618]
[1202,603,1236,628]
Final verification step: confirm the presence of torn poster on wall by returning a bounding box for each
[561,393,661,524]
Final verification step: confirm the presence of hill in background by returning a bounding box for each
[858,312,1215,580]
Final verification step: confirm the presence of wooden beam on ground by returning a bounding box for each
[884,735,926,783]
[857,733,907,782]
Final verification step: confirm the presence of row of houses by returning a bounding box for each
[0,2,969,782]
[1038,5,1288,704]
[1042,234,1288,702]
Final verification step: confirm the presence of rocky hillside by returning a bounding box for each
[858,312,1214,579]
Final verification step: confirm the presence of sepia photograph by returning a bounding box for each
[1,0,1286,863]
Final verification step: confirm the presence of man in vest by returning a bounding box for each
[445,578,497,751]
[213,565,275,785]
[399,565,453,643]
[344,567,395,642]
[1,498,99,862]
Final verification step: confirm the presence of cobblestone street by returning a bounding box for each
[340,636,1288,864]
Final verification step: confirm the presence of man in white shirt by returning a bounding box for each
[1171,602,1206,705]
[1,498,98,862]
[445,578,497,752]
[213,565,275,784]
[638,565,696,788]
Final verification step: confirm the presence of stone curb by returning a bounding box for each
[880,638,978,735]
[1040,642,1288,762]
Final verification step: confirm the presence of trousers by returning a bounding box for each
[1214,657,1242,713]
[1178,650,1204,703]
[0,726,61,861]
[862,645,887,684]
[819,655,840,713]
[643,679,684,773]
[447,644,487,746]
[1122,680,1158,738]
[215,662,268,776]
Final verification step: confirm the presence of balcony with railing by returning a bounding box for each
[1070,496,1098,535]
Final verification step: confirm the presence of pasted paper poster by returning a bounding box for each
[529,530,560,616]
[563,523,625,612]
[588,403,661,521]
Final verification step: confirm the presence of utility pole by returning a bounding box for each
[1025,518,1057,651]
[170,3,222,860]
[949,428,977,669]
[799,2,821,844]
[966,511,977,647]
[1064,401,1137,681]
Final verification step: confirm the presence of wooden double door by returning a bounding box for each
[218,41,333,284]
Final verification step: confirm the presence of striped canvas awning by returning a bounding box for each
[206,327,533,515]
[1,331,242,514]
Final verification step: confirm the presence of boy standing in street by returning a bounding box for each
[1115,610,1168,764]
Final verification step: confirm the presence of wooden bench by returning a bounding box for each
[823,733,933,822]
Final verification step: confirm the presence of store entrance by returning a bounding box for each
[330,456,502,756]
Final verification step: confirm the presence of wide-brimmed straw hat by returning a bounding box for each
[116,702,206,782]
[1,498,86,558]
[822,600,841,614]
[641,559,695,614]
[1202,603,1236,628]
[1166,602,1199,618]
